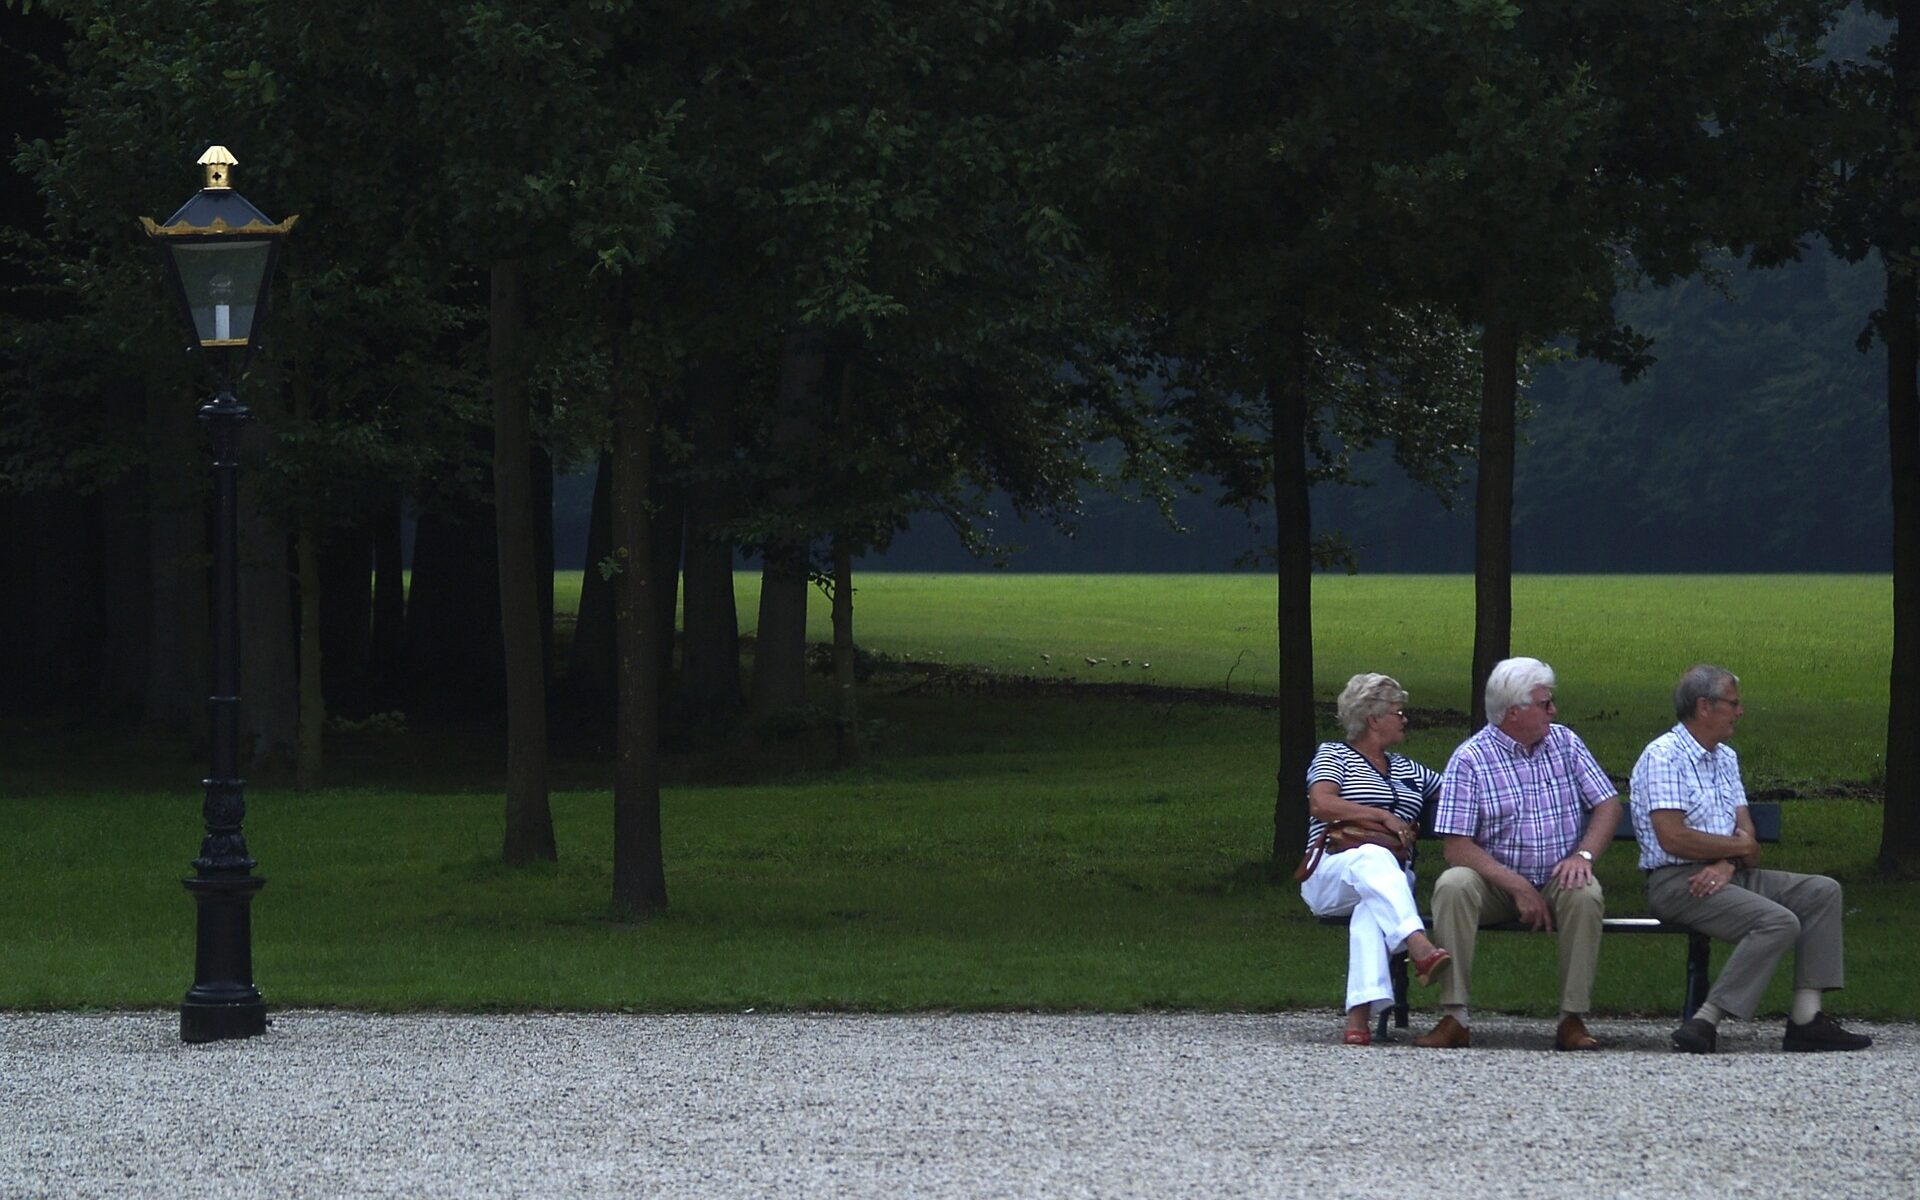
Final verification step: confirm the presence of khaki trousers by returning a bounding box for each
[1430,865,1604,1014]
[1643,865,1844,1019]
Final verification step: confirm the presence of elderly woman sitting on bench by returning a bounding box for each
[1296,673,1451,1045]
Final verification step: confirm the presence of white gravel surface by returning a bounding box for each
[3,1010,1916,1198]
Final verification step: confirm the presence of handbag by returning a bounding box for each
[1293,813,1415,882]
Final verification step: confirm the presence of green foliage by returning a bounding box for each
[1312,249,1891,571]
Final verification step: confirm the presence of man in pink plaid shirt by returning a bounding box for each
[1413,656,1622,1051]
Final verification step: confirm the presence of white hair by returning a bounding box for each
[1485,657,1555,724]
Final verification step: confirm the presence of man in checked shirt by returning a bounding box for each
[1630,664,1870,1055]
[1414,657,1622,1051]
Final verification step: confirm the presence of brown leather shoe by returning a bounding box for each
[1413,1015,1471,1048]
[1555,1014,1600,1051]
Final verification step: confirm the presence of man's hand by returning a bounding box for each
[1549,852,1595,892]
[1509,880,1554,931]
[1687,860,1737,898]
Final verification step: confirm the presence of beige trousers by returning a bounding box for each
[1643,865,1844,1018]
[1430,865,1604,1014]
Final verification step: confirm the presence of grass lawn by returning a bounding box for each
[2,573,1906,1018]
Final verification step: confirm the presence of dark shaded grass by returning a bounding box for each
[1,692,1903,1019]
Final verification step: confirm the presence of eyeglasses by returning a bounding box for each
[1521,695,1557,710]
[1373,710,1409,722]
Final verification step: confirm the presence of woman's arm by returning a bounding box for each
[1308,780,1412,836]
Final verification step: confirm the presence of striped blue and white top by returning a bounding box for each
[1304,740,1441,858]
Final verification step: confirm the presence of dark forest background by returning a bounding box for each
[813,251,1886,574]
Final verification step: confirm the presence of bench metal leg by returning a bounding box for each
[1375,952,1411,1041]
[1683,932,1711,1019]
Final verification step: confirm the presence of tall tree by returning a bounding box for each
[1398,1,1844,720]
[1066,2,1486,862]
[1830,4,1920,872]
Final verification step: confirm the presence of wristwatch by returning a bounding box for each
[1574,850,1594,862]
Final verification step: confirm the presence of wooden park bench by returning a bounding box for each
[1318,801,1783,1039]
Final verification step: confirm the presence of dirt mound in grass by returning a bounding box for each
[859,656,1884,801]
[867,657,1473,728]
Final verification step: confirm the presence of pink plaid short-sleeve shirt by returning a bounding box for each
[1432,722,1617,886]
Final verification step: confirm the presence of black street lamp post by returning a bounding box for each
[142,146,297,1044]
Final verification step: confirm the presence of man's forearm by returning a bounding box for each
[1578,798,1622,857]
[1648,811,1753,862]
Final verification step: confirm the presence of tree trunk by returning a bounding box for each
[1469,317,1520,726]
[292,371,324,790]
[492,258,556,865]
[1882,2,1920,874]
[1269,329,1315,867]
[1882,262,1918,873]
[18,489,99,710]
[611,332,667,914]
[831,534,859,765]
[317,525,371,713]
[679,357,743,725]
[533,439,555,685]
[0,494,18,713]
[144,388,208,736]
[97,380,151,717]
[368,486,406,709]
[295,527,325,791]
[751,561,810,719]
[235,407,293,768]
[650,459,686,703]
[565,448,617,706]
[238,415,297,772]
[749,331,828,719]
[405,498,504,713]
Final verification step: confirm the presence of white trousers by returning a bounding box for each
[1299,843,1425,1012]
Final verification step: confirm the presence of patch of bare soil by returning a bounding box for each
[866,657,1473,729]
[860,655,1885,801]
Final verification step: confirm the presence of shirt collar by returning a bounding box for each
[1486,723,1540,757]
[1672,722,1719,761]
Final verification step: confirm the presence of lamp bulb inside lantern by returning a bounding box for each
[209,272,234,341]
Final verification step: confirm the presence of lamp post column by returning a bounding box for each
[180,384,267,1044]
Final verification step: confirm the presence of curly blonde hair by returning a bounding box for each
[1337,673,1408,738]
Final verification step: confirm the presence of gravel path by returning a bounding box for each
[3,1010,1915,1198]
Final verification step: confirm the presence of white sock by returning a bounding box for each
[1791,989,1821,1025]
[1443,1003,1469,1027]
[1693,1002,1725,1026]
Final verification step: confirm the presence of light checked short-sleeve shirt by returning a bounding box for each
[1628,723,1747,871]
[1432,722,1618,886]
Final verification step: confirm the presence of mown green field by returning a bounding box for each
[560,570,1890,786]
[2,573,1903,1019]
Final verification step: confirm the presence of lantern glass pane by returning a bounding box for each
[169,240,273,344]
